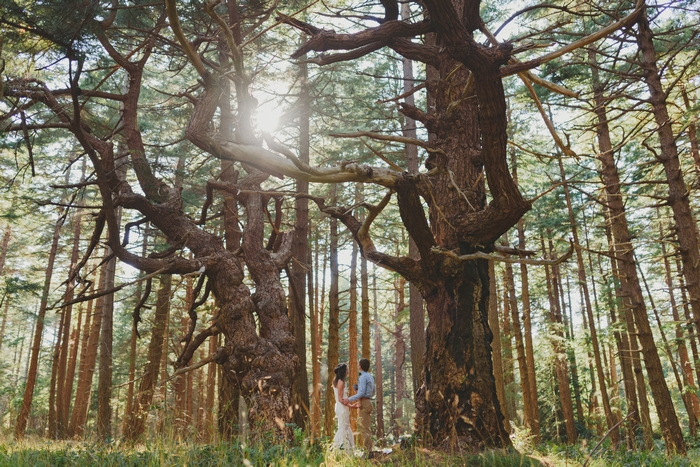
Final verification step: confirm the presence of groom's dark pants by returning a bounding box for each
[358,398,374,452]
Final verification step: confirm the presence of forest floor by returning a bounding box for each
[0,436,698,466]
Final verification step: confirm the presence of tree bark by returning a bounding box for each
[323,186,340,437]
[289,58,310,430]
[393,276,407,435]
[677,256,700,392]
[373,267,385,438]
[309,230,320,441]
[15,210,64,439]
[488,260,510,433]
[634,11,695,454]
[503,245,535,434]
[542,235,577,443]
[592,37,685,451]
[680,84,700,187]
[123,274,172,441]
[97,243,117,440]
[557,154,619,445]
[57,209,82,437]
[121,227,148,438]
[402,1,425,399]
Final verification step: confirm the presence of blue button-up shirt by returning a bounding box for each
[348,370,375,401]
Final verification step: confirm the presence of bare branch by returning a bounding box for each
[434,242,573,266]
[500,2,644,76]
[330,131,437,151]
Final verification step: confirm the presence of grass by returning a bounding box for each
[0,437,697,467]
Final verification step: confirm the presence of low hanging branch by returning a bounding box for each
[330,131,438,152]
[434,241,574,265]
[162,353,219,386]
[54,265,170,309]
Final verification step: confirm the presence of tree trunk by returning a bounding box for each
[123,274,172,441]
[349,235,359,432]
[309,230,320,441]
[403,2,425,400]
[680,84,700,187]
[0,224,10,275]
[542,235,577,443]
[57,210,82,437]
[503,247,535,434]
[373,268,385,438]
[560,274,585,426]
[557,155,619,445]
[592,38,685,451]
[668,277,700,427]
[48,306,65,438]
[677,256,700,392]
[68,282,93,435]
[634,10,695,455]
[349,238,359,378]
[289,59,310,430]
[360,224,371,362]
[323,186,340,437]
[638,248,697,435]
[97,244,117,440]
[393,276,407,435]
[122,228,149,438]
[511,151,539,440]
[488,260,510,433]
[501,285,516,424]
[15,210,64,439]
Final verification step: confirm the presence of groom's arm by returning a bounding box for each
[348,374,367,401]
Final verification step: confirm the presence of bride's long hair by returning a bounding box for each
[333,363,348,387]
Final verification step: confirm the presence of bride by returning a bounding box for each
[332,363,358,451]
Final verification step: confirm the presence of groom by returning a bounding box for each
[345,358,375,455]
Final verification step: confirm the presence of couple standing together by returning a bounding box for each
[332,358,375,455]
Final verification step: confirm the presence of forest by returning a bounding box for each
[0,0,699,465]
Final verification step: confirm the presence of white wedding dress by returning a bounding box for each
[332,384,354,451]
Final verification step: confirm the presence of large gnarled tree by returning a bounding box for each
[1,0,641,447]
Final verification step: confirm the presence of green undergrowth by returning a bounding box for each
[0,437,698,467]
[0,437,543,467]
